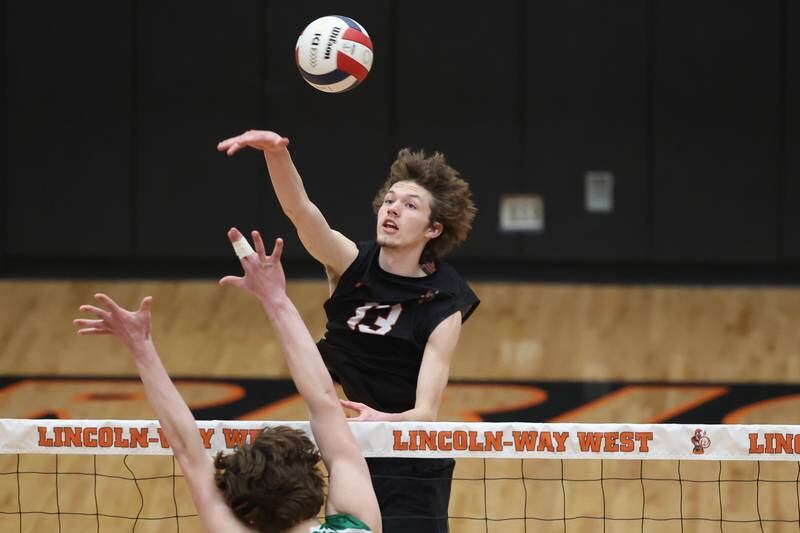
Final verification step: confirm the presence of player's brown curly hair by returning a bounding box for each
[213,426,324,533]
[373,148,477,261]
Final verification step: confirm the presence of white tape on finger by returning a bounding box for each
[232,238,256,259]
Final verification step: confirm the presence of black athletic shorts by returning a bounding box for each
[366,457,455,533]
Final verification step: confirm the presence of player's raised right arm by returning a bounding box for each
[217,130,357,276]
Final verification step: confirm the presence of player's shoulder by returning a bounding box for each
[337,240,378,279]
[355,240,379,256]
[429,257,480,322]
[430,257,471,292]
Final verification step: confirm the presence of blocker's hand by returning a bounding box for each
[220,227,286,303]
[217,130,289,156]
[74,294,153,352]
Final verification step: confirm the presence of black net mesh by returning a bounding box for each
[2,453,798,532]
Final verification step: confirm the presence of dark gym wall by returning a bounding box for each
[1,0,797,278]
[652,0,783,263]
[396,1,522,261]
[7,2,133,258]
[136,1,266,258]
[786,0,800,261]
[524,1,650,261]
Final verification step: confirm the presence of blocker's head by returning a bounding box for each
[214,426,324,532]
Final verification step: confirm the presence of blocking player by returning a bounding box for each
[218,130,479,532]
[73,229,381,533]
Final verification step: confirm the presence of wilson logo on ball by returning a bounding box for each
[295,15,374,93]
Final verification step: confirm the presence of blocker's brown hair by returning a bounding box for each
[214,426,324,533]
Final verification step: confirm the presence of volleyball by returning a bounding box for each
[295,15,374,93]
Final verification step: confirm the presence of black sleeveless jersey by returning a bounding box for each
[317,241,479,413]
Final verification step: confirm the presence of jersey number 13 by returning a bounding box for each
[347,302,403,336]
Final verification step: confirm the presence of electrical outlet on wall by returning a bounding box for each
[499,194,544,232]
[585,171,614,213]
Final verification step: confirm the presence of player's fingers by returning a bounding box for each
[226,142,244,156]
[79,304,110,319]
[73,319,106,328]
[227,227,244,242]
[94,293,123,314]
[218,275,245,288]
[77,328,111,336]
[271,238,284,263]
[339,399,364,411]
[340,401,366,420]
[138,296,153,315]
[228,227,256,261]
[251,230,268,262]
[217,133,247,149]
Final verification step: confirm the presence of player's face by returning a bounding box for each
[376,180,440,250]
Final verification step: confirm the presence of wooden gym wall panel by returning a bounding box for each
[652,0,782,263]
[523,1,650,261]
[6,1,132,257]
[263,2,392,262]
[784,0,800,261]
[136,1,265,258]
[395,1,521,260]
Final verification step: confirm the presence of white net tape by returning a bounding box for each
[1,419,796,461]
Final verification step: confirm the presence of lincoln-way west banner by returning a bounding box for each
[2,419,799,461]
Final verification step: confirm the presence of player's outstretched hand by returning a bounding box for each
[220,227,286,303]
[217,130,289,156]
[74,294,153,352]
[340,399,393,422]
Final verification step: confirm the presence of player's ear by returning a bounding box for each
[426,222,443,239]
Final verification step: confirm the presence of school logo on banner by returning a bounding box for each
[691,428,711,454]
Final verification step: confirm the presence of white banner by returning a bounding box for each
[1,419,800,461]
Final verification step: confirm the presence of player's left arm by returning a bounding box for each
[74,295,251,533]
[341,311,462,422]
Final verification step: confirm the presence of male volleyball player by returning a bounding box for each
[73,229,381,533]
[218,130,479,532]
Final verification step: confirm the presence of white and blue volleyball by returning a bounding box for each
[295,15,374,93]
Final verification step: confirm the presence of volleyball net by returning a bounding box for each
[1,419,799,532]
